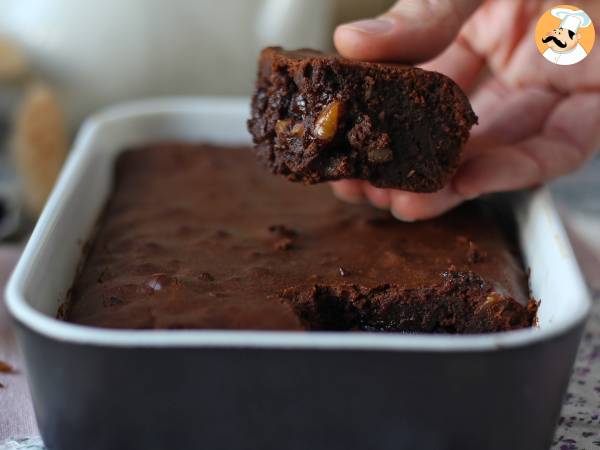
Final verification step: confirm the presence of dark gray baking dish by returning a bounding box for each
[5,98,590,450]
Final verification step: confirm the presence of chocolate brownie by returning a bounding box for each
[248,47,478,191]
[65,143,536,332]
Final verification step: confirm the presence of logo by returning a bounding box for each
[535,4,595,65]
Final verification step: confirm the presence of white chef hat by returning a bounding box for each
[551,8,592,33]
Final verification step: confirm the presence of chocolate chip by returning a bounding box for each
[197,272,214,281]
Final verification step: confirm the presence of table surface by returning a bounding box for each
[1,162,599,449]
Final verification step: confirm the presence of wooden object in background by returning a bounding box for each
[11,84,67,215]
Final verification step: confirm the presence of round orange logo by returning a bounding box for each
[535,4,595,65]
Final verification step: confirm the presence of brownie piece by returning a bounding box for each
[248,47,478,191]
[65,143,536,333]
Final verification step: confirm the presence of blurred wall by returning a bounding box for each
[0,0,394,129]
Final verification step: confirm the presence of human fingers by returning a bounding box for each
[469,78,562,145]
[334,0,483,63]
[388,185,466,221]
[363,184,392,210]
[330,180,367,203]
[419,35,485,93]
[455,92,600,197]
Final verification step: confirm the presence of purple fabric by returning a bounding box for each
[0,246,37,440]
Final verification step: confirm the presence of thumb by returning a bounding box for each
[334,0,483,63]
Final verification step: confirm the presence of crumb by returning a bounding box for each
[56,302,68,319]
[268,224,297,238]
[197,272,215,281]
[274,238,294,251]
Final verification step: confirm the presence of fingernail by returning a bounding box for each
[390,208,415,223]
[451,178,479,200]
[332,190,367,205]
[340,18,394,34]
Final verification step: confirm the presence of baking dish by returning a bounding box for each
[5,97,591,450]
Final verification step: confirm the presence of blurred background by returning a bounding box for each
[0,0,394,239]
[0,0,598,247]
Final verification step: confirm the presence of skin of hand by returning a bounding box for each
[331,0,600,221]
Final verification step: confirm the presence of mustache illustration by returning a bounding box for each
[542,35,567,48]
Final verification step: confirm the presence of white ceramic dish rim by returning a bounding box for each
[4,97,592,352]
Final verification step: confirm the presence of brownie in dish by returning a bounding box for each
[248,47,478,192]
[66,143,536,332]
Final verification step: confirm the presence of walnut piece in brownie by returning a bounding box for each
[65,144,537,333]
[248,47,478,192]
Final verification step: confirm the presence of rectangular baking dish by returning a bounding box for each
[5,97,591,450]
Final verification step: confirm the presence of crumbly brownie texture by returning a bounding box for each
[66,144,536,332]
[248,47,478,191]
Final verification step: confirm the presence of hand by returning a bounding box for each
[331,0,600,220]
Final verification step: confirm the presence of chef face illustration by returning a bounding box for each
[542,26,580,53]
[536,6,595,65]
